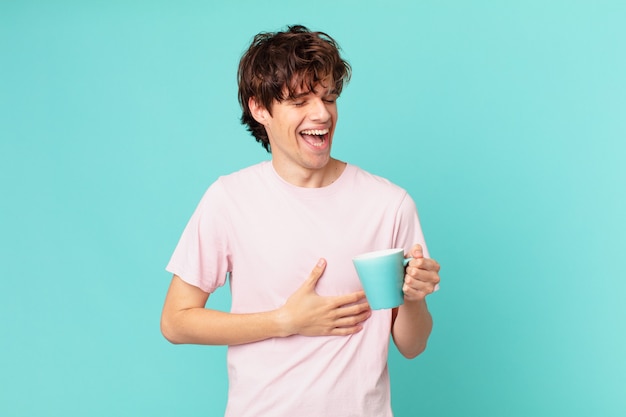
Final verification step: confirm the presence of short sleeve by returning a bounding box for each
[165,180,231,293]
[392,192,430,259]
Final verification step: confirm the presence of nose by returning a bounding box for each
[309,98,331,122]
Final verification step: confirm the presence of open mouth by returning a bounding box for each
[300,128,330,148]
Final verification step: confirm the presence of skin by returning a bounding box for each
[249,82,343,187]
[160,82,441,358]
[392,244,440,358]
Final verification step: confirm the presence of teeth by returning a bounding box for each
[301,129,329,136]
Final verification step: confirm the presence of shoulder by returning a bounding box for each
[217,161,269,185]
[341,164,414,214]
[347,164,408,196]
[208,161,271,195]
[194,161,269,208]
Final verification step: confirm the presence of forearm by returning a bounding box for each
[391,299,433,359]
[161,275,291,346]
[161,306,287,346]
[161,265,370,346]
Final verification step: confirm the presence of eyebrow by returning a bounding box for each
[290,91,310,99]
[288,88,339,100]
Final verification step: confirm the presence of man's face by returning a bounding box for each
[255,83,339,177]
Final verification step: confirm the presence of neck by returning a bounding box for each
[272,158,347,188]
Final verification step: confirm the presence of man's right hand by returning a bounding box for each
[276,258,371,337]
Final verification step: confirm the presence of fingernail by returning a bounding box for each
[317,258,326,267]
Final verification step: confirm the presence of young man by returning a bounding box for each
[161,25,440,416]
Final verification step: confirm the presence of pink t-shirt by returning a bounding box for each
[166,161,428,417]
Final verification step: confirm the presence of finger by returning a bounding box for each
[405,268,440,287]
[402,286,428,301]
[333,309,371,328]
[304,258,327,288]
[336,299,371,316]
[329,290,368,308]
[402,278,430,298]
[408,257,440,273]
[403,279,433,293]
[411,244,424,259]
[421,258,440,272]
[328,324,364,336]
[403,274,439,294]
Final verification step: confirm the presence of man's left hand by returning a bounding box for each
[403,244,440,302]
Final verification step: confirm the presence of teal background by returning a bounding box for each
[1,1,624,416]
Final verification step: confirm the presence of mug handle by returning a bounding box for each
[403,256,440,292]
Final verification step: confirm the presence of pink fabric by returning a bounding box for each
[166,161,428,417]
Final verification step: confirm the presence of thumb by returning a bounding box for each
[305,258,327,289]
[412,244,424,259]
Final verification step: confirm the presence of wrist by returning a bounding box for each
[399,297,428,315]
[272,306,296,338]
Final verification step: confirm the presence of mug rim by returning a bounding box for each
[352,248,403,260]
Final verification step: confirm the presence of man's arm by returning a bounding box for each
[161,258,371,345]
[391,244,440,358]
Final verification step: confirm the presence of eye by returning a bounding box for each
[291,100,306,107]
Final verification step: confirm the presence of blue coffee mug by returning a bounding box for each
[352,248,412,310]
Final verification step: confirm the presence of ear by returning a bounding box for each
[248,97,270,125]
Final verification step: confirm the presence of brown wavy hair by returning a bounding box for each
[237,25,351,152]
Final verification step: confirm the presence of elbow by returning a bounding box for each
[160,314,183,345]
[401,341,428,360]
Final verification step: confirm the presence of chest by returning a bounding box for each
[224,190,398,310]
